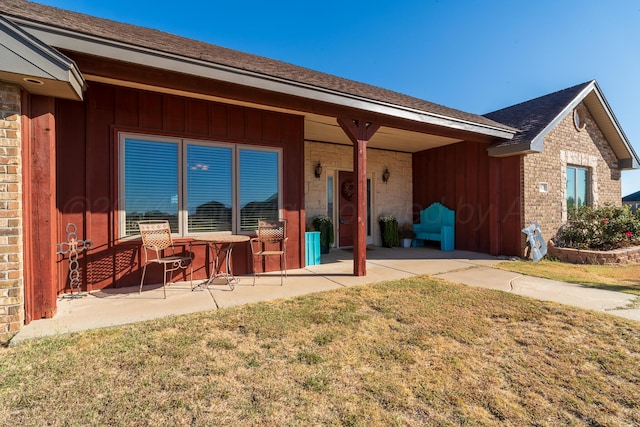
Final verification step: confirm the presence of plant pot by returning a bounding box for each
[379,220,399,248]
[316,222,333,254]
[401,238,412,248]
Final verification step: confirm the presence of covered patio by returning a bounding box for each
[0,1,525,339]
[13,248,502,342]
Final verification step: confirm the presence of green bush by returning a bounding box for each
[557,205,640,250]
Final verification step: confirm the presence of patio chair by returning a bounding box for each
[138,220,192,298]
[250,219,287,285]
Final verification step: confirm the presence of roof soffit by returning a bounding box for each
[0,15,85,100]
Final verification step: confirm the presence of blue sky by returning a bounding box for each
[38,0,640,196]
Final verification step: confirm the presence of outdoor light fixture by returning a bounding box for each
[314,162,323,178]
[382,167,390,183]
[23,77,44,85]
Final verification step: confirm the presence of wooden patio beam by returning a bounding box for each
[337,118,380,276]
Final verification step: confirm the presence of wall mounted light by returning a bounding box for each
[314,162,323,178]
[382,167,390,183]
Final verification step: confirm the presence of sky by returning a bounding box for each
[35,0,640,196]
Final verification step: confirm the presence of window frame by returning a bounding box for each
[566,164,590,213]
[118,132,283,238]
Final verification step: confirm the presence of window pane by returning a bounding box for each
[239,149,279,230]
[186,144,233,233]
[576,168,588,207]
[566,167,576,213]
[124,139,178,235]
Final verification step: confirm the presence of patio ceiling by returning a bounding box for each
[305,114,462,152]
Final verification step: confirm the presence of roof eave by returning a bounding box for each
[618,157,640,170]
[8,16,516,140]
[0,15,85,100]
[587,80,640,169]
[487,141,540,157]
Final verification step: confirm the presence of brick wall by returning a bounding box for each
[522,102,621,244]
[305,141,412,246]
[0,83,23,343]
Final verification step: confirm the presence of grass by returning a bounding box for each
[2,276,640,426]
[496,258,640,296]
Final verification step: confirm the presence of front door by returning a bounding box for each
[338,172,372,247]
[338,171,356,247]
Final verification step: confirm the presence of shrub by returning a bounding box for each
[379,214,399,248]
[556,205,640,250]
[312,215,334,251]
[399,222,416,240]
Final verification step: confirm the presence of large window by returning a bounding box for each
[119,134,282,237]
[566,165,589,213]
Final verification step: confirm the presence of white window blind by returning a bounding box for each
[239,149,279,231]
[119,134,281,237]
[123,138,179,234]
[186,144,233,233]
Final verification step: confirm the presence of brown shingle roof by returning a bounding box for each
[2,0,514,132]
[484,81,592,146]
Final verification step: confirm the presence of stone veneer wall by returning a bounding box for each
[522,102,621,246]
[0,83,23,343]
[305,141,412,246]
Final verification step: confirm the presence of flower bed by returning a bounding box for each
[557,205,640,251]
[551,205,640,264]
[548,242,640,265]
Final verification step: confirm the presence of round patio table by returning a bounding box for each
[191,234,250,290]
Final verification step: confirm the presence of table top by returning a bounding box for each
[191,234,250,244]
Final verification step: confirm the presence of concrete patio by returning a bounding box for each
[11,247,640,345]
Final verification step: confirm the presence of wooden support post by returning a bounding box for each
[23,95,58,319]
[337,118,380,276]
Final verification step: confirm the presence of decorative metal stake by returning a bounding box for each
[56,223,92,297]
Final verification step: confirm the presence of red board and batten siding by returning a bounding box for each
[55,82,305,293]
[412,141,522,256]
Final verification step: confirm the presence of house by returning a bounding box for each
[484,81,639,242]
[623,191,640,213]
[1,0,637,340]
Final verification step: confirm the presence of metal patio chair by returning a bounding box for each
[138,220,192,298]
[249,219,287,285]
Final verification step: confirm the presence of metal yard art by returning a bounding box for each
[56,223,92,297]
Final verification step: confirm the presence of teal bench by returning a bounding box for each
[413,202,455,251]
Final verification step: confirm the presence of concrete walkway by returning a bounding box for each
[10,247,640,345]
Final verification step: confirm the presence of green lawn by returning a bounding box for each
[2,276,639,425]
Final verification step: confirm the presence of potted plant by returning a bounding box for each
[378,214,399,248]
[399,222,416,248]
[312,215,334,254]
